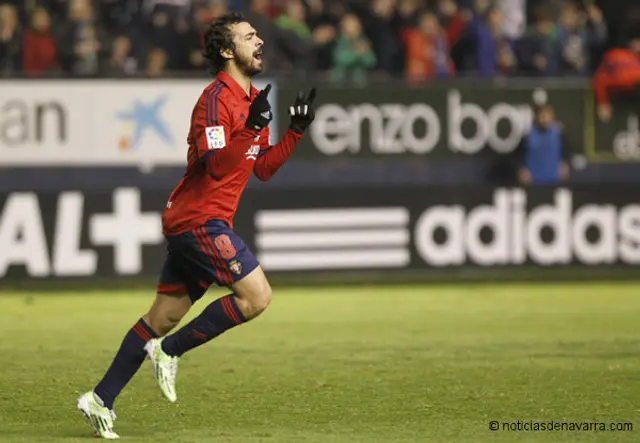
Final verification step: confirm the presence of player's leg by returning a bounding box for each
[159,221,268,356]
[78,292,190,439]
[230,265,272,317]
[143,291,193,336]
[159,265,271,357]
[140,291,195,404]
[144,226,230,402]
[77,249,195,437]
[91,292,192,405]
[147,221,269,402]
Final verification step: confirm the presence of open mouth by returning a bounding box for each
[254,50,263,61]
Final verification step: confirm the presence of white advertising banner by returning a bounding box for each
[0,79,276,168]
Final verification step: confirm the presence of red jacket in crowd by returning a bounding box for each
[442,12,465,48]
[404,29,455,83]
[592,48,640,105]
[22,30,58,76]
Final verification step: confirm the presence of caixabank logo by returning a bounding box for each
[414,188,640,267]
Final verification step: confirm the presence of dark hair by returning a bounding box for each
[203,12,247,75]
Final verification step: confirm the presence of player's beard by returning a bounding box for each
[236,50,263,77]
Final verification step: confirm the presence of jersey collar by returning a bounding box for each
[216,71,259,102]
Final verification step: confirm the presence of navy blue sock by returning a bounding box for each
[94,318,157,409]
[161,294,246,357]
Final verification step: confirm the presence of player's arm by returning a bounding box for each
[592,61,613,107]
[253,129,303,181]
[253,89,316,182]
[558,125,570,180]
[199,85,272,179]
[516,134,532,185]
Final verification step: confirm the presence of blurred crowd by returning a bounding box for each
[0,0,638,83]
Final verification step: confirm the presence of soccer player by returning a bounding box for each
[77,12,316,439]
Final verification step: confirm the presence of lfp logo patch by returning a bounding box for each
[206,126,226,150]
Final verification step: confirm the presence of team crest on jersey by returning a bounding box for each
[205,126,226,150]
[229,260,242,275]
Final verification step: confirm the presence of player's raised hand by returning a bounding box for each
[288,88,316,134]
[246,83,273,131]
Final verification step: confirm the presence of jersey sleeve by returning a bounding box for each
[256,127,273,158]
[196,87,259,179]
[196,86,233,158]
[253,128,303,181]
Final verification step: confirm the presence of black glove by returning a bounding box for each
[288,88,316,134]
[246,84,273,131]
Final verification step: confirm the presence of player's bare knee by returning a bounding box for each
[236,285,272,319]
[155,315,182,336]
[145,302,186,336]
[252,285,272,315]
[144,311,173,337]
[165,311,183,330]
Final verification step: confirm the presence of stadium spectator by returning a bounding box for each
[330,12,376,86]
[363,0,404,77]
[0,3,21,76]
[437,0,466,49]
[304,0,338,72]
[0,0,625,79]
[517,104,569,186]
[58,0,107,76]
[105,34,137,76]
[145,46,168,77]
[273,0,313,74]
[397,0,424,30]
[404,11,454,84]
[592,36,640,122]
[472,6,516,76]
[516,5,560,76]
[496,0,526,40]
[471,0,492,20]
[175,1,227,72]
[142,5,180,70]
[22,7,58,77]
[557,3,607,76]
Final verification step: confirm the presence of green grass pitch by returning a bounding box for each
[1,283,639,442]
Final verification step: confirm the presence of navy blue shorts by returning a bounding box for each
[157,219,260,303]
